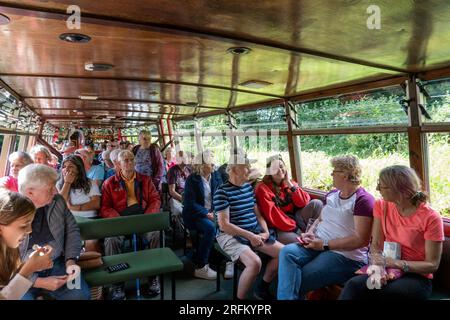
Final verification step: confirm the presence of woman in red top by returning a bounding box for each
[255,155,323,244]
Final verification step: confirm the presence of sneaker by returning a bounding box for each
[109,285,126,300]
[147,277,161,297]
[224,261,234,279]
[194,264,217,280]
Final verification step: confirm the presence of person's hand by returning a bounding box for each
[206,212,215,221]
[249,233,264,248]
[304,238,324,251]
[300,232,315,244]
[20,246,54,277]
[65,259,77,268]
[258,232,269,242]
[35,276,68,291]
[63,169,76,184]
[385,257,397,268]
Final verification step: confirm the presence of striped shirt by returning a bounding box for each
[214,182,258,231]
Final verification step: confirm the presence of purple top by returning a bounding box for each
[167,165,191,194]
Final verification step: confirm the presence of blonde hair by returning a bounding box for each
[30,145,51,161]
[379,165,427,206]
[0,190,36,286]
[331,155,362,185]
[192,151,214,175]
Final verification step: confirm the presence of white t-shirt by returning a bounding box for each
[70,181,101,218]
[201,175,212,211]
[315,188,374,263]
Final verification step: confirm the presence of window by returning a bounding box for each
[201,133,231,166]
[427,133,450,217]
[235,105,287,130]
[295,86,408,129]
[299,133,409,195]
[421,79,450,123]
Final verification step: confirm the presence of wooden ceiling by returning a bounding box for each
[0,0,450,128]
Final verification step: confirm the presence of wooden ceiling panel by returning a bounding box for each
[2,0,450,72]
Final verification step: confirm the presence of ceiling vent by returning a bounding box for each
[238,80,273,89]
[59,33,91,43]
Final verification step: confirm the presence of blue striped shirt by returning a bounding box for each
[214,182,258,231]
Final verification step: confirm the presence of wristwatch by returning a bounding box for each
[401,260,410,273]
[323,239,329,251]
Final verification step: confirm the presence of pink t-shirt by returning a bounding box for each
[373,199,444,278]
[0,175,19,192]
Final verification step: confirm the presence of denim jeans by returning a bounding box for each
[22,257,91,300]
[339,273,432,300]
[277,243,364,300]
[192,217,215,267]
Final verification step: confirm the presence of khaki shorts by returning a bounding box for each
[216,232,252,262]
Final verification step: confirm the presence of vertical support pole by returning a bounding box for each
[0,134,13,177]
[167,118,174,148]
[193,118,203,155]
[159,118,167,147]
[406,75,429,193]
[284,100,302,183]
[227,111,238,150]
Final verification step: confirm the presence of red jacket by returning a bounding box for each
[255,180,310,232]
[100,172,161,218]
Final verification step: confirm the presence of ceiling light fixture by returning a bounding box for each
[0,13,10,25]
[79,95,98,100]
[238,80,273,89]
[59,33,91,43]
[227,47,252,55]
[85,62,114,71]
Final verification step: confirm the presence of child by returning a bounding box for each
[0,190,53,300]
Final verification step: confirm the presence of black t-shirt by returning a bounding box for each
[27,207,55,250]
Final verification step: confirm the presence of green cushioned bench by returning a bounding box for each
[76,212,184,299]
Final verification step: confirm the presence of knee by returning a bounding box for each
[309,199,323,213]
[339,276,366,300]
[245,256,262,275]
[280,244,298,261]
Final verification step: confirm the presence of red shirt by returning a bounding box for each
[100,172,161,218]
[255,180,311,232]
[0,175,18,192]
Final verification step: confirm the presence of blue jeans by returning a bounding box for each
[339,273,432,300]
[192,217,215,267]
[277,243,364,300]
[22,258,91,300]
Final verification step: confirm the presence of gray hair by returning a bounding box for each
[8,151,33,165]
[18,164,58,193]
[118,150,134,161]
[110,149,121,162]
[30,145,51,161]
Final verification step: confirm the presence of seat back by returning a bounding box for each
[77,212,170,240]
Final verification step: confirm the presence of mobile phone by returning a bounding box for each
[297,236,307,245]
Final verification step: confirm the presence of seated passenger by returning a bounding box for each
[30,145,52,166]
[104,149,121,180]
[255,154,323,244]
[277,155,374,300]
[164,147,177,173]
[182,151,222,280]
[100,150,161,299]
[167,150,191,234]
[75,149,104,187]
[339,165,444,300]
[214,149,284,300]
[132,130,164,192]
[0,152,33,192]
[57,155,101,219]
[0,190,54,300]
[18,164,90,300]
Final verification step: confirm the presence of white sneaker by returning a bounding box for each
[194,264,217,280]
[224,261,234,279]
